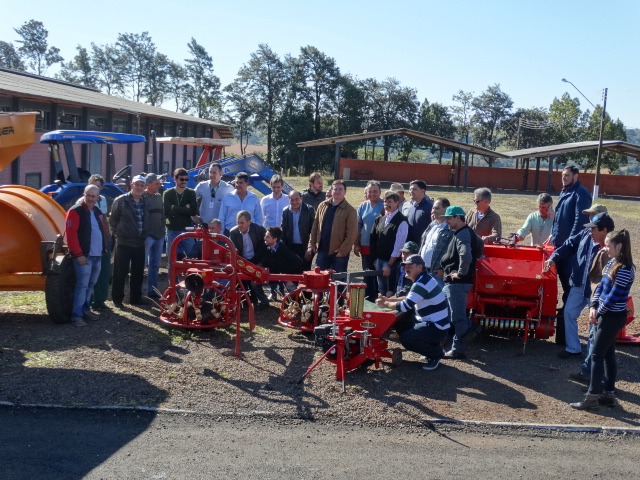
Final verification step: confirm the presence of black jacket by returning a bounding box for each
[261,242,305,274]
[281,203,315,247]
[110,192,149,248]
[229,223,267,264]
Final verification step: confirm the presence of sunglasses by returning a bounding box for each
[473,199,483,204]
[177,177,189,182]
[210,186,216,198]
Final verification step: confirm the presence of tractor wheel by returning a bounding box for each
[45,256,75,324]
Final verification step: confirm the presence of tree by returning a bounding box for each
[548,93,587,166]
[471,84,513,165]
[580,107,628,173]
[450,90,474,144]
[336,75,367,158]
[90,43,126,96]
[363,77,419,161]
[14,20,63,75]
[297,46,341,139]
[167,61,191,113]
[116,32,156,102]
[223,79,256,155]
[58,45,97,87]
[503,107,551,150]
[184,38,221,119]
[237,44,286,164]
[416,100,456,163]
[144,53,170,106]
[0,41,26,70]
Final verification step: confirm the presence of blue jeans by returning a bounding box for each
[376,259,399,297]
[581,323,596,376]
[399,321,448,361]
[589,310,627,394]
[315,250,349,273]
[72,255,102,319]
[443,282,472,354]
[145,236,164,295]
[431,272,445,289]
[563,286,589,354]
[166,230,196,260]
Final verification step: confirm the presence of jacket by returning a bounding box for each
[466,206,502,244]
[229,223,267,264]
[441,224,483,284]
[143,191,166,240]
[370,211,408,262]
[406,196,434,244]
[281,203,315,247]
[308,199,358,257]
[420,221,454,271]
[65,201,107,258]
[551,180,591,247]
[301,189,325,210]
[261,242,305,274]
[110,192,149,248]
[550,228,601,298]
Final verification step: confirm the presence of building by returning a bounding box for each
[0,68,233,187]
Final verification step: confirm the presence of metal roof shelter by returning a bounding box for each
[0,68,233,138]
[297,128,509,186]
[501,140,640,159]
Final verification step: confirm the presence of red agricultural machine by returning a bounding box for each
[468,242,557,352]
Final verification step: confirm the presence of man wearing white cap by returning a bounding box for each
[110,175,149,307]
[390,183,410,216]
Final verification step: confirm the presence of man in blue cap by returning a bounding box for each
[439,205,484,359]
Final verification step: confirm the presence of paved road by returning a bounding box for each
[1,406,639,479]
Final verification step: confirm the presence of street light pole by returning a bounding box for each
[560,78,607,201]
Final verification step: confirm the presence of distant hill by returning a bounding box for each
[627,128,640,145]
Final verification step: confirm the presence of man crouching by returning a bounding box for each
[376,254,450,371]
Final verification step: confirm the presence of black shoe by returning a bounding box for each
[598,391,617,407]
[130,298,149,306]
[444,350,466,360]
[558,350,582,359]
[92,302,112,311]
[113,301,124,308]
[460,323,483,344]
[147,292,161,299]
[569,372,590,385]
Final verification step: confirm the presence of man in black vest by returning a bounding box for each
[66,185,108,326]
[370,191,409,297]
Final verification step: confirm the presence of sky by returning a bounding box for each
[2,0,639,129]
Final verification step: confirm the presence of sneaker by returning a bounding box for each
[557,350,582,359]
[83,311,99,321]
[422,358,441,371]
[71,317,87,327]
[444,350,466,360]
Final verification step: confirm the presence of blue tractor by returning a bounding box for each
[39,130,146,210]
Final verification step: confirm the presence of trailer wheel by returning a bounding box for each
[45,256,75,324]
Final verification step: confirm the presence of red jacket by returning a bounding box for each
[65,201,108,258]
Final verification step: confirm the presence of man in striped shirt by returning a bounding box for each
[376,254,450,371]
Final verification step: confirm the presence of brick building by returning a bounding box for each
[0,68,232,187]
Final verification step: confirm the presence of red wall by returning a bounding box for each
[339,158,640,196]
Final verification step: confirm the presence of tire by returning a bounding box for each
[45,256,75,324]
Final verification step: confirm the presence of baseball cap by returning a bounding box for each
[400,254,425,267]
[145,173,159,183]
[390,183,405,193]
[132,174,146,184]
[439,205,465,218]
[400,241,419,254]
[582,204,608,215]
[584,213,615,231]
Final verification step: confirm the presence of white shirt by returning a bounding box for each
[383,209,409,258]
[261,192,289,228]
[420,221,447,267]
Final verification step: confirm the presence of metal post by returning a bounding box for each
[334,142,344,180]
[463,150,470,188]
[592,88,608,201]
[547,155,556,192]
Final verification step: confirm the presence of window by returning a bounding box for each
[25,173,41,189]
[162,161,170,175]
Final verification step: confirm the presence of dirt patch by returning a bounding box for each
[1,290,639,429]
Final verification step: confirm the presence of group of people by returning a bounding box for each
[65,165,634,410]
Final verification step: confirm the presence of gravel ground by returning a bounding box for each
[1,283,639,430]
